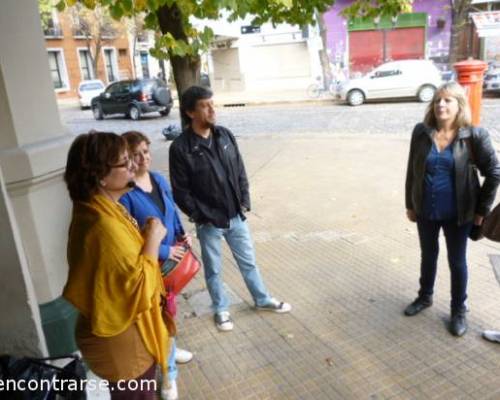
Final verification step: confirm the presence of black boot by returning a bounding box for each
[404,295,433,316]
[450,309,467,337]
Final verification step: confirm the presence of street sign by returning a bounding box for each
[241,25,261,34]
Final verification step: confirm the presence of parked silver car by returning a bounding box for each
[483,69,500,94]
[337,59,443,106]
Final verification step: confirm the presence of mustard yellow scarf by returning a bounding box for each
[63,194,171,374]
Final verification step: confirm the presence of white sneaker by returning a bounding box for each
[214,311,234,331]
[161,379,178,400]
[256,298,292,313]
[175,347,193,364]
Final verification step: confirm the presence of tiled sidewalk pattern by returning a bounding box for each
[155,135,500,400]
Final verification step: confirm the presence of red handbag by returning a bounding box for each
[162,245,201,295]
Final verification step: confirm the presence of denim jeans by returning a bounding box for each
[416,218,472,312]
[196,215,272,313]
[167,339,177,381]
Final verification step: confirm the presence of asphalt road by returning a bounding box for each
[60,98,500,145]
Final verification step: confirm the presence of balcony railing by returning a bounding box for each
[73,26,89,38]
[43,23,63,38]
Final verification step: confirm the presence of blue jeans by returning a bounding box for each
[196,215,272,313]
[168,339,177,381]
[416,218,472,312]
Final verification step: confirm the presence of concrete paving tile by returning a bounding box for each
[154,136,500,399]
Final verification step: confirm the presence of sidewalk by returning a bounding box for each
[143,134,500,400]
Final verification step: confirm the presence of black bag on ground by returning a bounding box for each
[0,354,87,400]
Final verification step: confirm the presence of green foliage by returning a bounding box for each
[341,0,412,19]
[38,0,54,29]
[56,0,411,60]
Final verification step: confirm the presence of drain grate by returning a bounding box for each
[223,103,246,107]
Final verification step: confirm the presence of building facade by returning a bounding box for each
[42,6,133,101]
[323,0,452,77]
[200,17,323,92]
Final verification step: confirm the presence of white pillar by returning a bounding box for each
[0,166,48,356]
[0,0,76,355]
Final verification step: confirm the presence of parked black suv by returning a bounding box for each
[91,78,173,120]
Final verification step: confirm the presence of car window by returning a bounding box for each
[80,82,104,91]
[118,82,130,93]
[106,83,121,94]
[107,82,130,94]
[373,70,401,78]
[141,80,156,93]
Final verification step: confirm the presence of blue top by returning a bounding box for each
[120,171,184,262]
[422,142,457,221]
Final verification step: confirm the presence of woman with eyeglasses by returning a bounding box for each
[404,82,500,336]
[119,131,193,400]
[63,131,175,399]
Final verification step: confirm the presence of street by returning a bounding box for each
[60,98,500,145]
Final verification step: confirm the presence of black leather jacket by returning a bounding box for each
[169,125,250,228]
[405,123,500,225]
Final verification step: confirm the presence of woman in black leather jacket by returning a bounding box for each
[404,82,500,337]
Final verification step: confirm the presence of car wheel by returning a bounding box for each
[347,89,364,106]
[159,107,171,117]
[418,85,436,102]
[92,104,103,120]
[129,105,141,121]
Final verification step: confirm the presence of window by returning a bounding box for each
[47,49,68,90]
[373,69,401,78]
[140,51,150,78]
[106,82,129,94]
[104,48,118,83]
[78,49,94,80]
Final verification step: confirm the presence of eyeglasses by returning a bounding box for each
[109,158,133,169]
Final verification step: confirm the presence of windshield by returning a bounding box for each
[80,82,104,91]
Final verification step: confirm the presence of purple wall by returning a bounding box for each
[323,0,452,75]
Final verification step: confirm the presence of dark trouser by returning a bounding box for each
[416,218,472,312]
[108,363,157,400]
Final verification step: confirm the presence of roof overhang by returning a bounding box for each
[471,11,500,37]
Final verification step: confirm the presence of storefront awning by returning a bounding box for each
[471,11,500,37]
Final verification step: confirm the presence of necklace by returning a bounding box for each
[118,203,140,231]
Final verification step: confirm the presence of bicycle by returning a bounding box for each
[306,78,338,98]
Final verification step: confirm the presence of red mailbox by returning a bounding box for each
[453,59,487,126]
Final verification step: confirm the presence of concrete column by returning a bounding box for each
[0,1,77,354]
[0,166,48,356]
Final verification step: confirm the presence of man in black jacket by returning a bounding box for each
[169,86,291,332]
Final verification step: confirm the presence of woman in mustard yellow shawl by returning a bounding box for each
[63,132,174,399]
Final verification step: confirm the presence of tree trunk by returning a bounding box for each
[316,11,333,89]
[449,0,472,66]
[157,3,201,126]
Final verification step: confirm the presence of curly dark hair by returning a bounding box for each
[64,131,127,202]
[122,131,151,151]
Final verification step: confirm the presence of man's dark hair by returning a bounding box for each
[180,85,213,126]
[64,131,127,202]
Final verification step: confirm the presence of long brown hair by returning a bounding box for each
[423,82,472,129]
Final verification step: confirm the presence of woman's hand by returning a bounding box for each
[406,209,417,222]
[143,217,167,244]
[168,244,186,262]
[180,234,192,248]
[474,214,484,226]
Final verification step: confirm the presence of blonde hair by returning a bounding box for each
[423,81,472,129]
